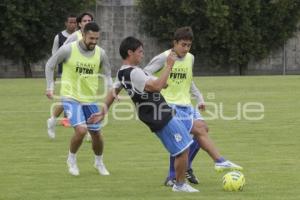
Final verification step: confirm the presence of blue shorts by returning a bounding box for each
[155,110,193,157]
[170,104,203,131]
[62,99,101,131]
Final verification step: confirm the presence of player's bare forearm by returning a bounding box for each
[88,88,121,123]
[103,88,121,114]
[144,52,176,92]
[145,67,171,92]
[156,51,177,87]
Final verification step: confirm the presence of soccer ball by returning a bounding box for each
[222,171,245,191]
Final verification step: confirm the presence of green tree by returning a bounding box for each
[138,0,300,75]
[0,0,95,77]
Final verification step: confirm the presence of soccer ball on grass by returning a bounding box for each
[222,171,245,191]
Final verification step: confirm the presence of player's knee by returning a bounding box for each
[193,120,209,134]
[202,123,209,133]
[75,125,88,136]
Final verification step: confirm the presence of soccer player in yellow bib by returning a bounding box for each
[63,12,95,142]
[144,27,243,186]
[64,12,93,44]
[47,12,94,138]
[45,22,112,176]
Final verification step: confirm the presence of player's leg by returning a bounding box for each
[192,120,220,159]
[156,115,199,192]
[84,103,110,175]
[47,104,64,139]
[185,138,200,184]
[187,138,200,169]
[173,152,198,192]
[63,100,87,176]
[174,149,188,184]
[164,139,200,186]
[175,105,201,184]
[69,125,88,153]
[89,131,110,175]
[164,156,176,186]
[191,120,243,171]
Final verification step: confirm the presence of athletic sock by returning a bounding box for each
[168,156,176,179]
[188,139,200,169]
[95,154,103,164]
[215,157,226,163]
[68,151,76,161]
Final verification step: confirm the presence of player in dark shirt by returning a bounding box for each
[88,36,199,192]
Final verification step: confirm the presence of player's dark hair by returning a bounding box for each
[173,26,193,41]
[66,14,77,21]
[119,36,143,59]
[83,22,100,33]
[76,12,94,24]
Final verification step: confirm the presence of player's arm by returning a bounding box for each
[51,34,59,55]
[88,80,123,123]
[190,81,205,111]
[45,45,71,99]
[144,52,176,92]
[100,48,113,89]
[144,52,167,75]
[189,54,205,111]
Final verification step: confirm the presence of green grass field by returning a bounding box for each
[0,76,299,200]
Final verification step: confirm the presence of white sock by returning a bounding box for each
[48,116,56,124]
[68,151,76,161]
[50,116,56,120]
[95,155,103,164]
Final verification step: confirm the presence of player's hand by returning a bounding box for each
[166,50,177,69]
[46,90,54,100]
[114,94,121,101]
[88,112,105,123]
[198,103,206,112]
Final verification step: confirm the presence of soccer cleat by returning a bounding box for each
[215,160,243,172]
[172,183,199,192]
[164,177,176,187]
[185,168,199,184]
[94,161,110,175]
[47,118,56,139]
[60,118,71,127]
[67,158,79,176]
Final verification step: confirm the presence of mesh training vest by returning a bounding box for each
[155,50,193,106]
[60,42,101,102]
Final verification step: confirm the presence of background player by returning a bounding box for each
[45,22,111,176]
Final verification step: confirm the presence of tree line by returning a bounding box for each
[1,0,300,77]
[138,0,300,75]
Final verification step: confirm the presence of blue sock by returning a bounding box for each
[188,139,200,169]
[168,155,176,180]
[215,157,226,163]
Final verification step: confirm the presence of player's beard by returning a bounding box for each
[87,43,96,50]
[84,41,96,51]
